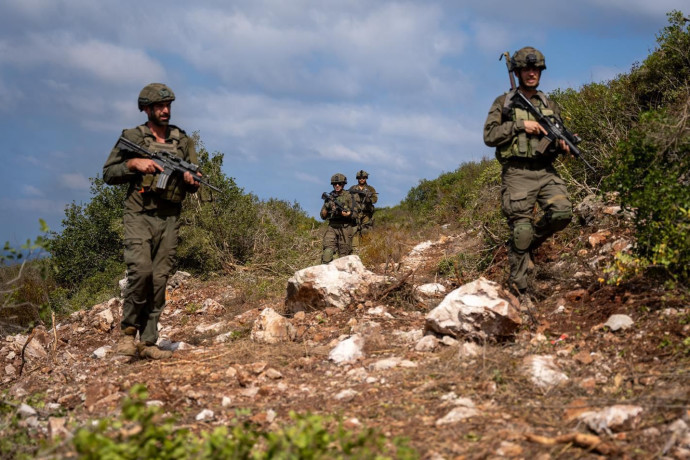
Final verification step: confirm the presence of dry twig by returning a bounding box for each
[19,327,37,376]
[525,432,618,456]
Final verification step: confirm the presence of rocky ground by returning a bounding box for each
[2,198,689,459]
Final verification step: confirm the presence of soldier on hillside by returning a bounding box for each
[320,173,354,263]
[483,47,573,309]
[103,83,201,360]
[348,170,378,242]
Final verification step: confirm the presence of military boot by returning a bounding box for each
[518,292,537,324]
[527,251,535,272]
[137,343,172,360]
[116,327,138,357]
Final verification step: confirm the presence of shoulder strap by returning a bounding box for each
[501,90,517,120]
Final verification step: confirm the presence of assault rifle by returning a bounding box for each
[500,52,595,173]
[349,188,374,201]
[115,136,221,192]
[321,192,349,216]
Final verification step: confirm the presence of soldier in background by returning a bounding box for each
[103,83,200,360]
[483,47,573,310]
[320,173,354,263]
[349,170,378,242]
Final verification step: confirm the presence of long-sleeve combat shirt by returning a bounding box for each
[103,124,198,214]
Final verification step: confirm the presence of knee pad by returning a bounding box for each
[513,221,533,251]
[321,248,334,264]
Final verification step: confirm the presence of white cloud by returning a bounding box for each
[0,198,66,216]
[294,171,322,185]
[22,185,44,197]
[58,173,90,191]
[584,0,687,18]
[0,33,165,85]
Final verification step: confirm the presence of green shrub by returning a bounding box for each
[48,178,125,289]
[630,11,690,110]
[601,11,690,282]
[606,108,690,280]
[48,258,124,315]
[550,77,638,189]
[69,384,417,459]
[1,220,54,335]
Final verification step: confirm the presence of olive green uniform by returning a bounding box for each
[320,191,355,263]
[483,90,572,291]
[349,184,378,232]
[103,124,198,345]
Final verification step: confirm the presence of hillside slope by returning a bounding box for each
[2,196,689,459]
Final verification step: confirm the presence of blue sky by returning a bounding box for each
[0,0,686,246]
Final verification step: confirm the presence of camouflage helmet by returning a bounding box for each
[330,173,347,185]
[511,47,546,71]
[137,83,176,111]
[355,170,369,179]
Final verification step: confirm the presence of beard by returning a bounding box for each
[148,111,169,127]
[518,78,538,91]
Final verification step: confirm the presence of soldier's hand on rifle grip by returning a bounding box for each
[523,120,547,136]
[558,139,571,155]
[183,171,200,186]
[127,158,164,174]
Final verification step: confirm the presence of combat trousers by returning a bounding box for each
[352,215,374,250]
[121,211,180,345]
[501,163,572,291]
[321,224,354,263]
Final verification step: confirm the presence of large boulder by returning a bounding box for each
[285,256,390,314]
[425,277,521,340]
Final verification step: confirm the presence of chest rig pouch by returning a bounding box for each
[498,91,556,161]
[137,127,187,203]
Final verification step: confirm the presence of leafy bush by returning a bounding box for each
[602,11,690,282]
[629,11,690,110]
[606,108,690,280]
[550,76,638,189]
[48,178,126,289]
[1,220,54,335]
[401,159,495,225]
[178,142,319,275]
[70,384,417,459]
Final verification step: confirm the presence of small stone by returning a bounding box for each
[415,335,439,352]
[441,336,458,346]
[91,346,111,359]
[195,409,215,421]
[18,403,37,418]
[334,389,358,402]
[604,314,633,331]
[264,368,283,380]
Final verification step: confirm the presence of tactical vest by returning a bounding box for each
[327,191,355,226]
[136,126,187,203]
[497,90,556,162]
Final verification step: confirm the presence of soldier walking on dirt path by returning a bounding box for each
[103,83,201,360]
[320,173,355,264]
[349,170,378,248]
[483,47,574,311]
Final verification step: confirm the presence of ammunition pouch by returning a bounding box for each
[497,92,557,162]
[136,127,186,203]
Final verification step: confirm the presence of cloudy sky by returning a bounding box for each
[0,0,685,245]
